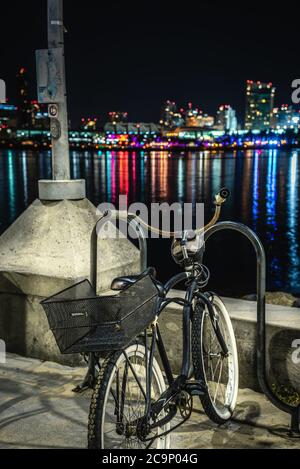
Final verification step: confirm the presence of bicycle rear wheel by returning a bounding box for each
[88,341,170,449]
[192,295,239,424]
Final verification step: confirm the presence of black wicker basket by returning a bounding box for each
[41,273,159,354]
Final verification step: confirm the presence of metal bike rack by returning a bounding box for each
[76,214,300,435]
[204,221,300,434]
[90,211,148,290]
[74,211,148,392]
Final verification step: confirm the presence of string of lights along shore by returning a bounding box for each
[0,68,299,151]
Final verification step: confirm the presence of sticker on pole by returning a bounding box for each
[36,48,65,103]
[48,104,59,118]
[0,79,6,103]
[50,119,61,140]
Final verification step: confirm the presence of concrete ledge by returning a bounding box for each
[1,272,300,391]
[38,179,86,200]
[159,292,300,393]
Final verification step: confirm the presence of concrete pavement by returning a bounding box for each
[0,354,299,449]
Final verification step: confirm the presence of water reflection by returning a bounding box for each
[139,153,145,199]
[287,151,300,289]
[252,150,260,229]
[211,156,222,199]
[0,148,299,294]
[266,150,281,287]
[241,153,252,222]
[177,157,184,202]
[7,150,17,222]
[266,150,278,232]
[21,151,29,205]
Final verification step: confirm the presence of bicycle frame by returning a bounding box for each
[86,207,299,439]
[87,210,228,433]
[136,270,211,426]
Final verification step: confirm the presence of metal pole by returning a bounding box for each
[91,212,148,291]
[48,0,70,180]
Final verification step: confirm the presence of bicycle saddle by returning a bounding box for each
[111,267,165,297]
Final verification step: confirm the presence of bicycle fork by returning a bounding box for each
[196,292,229,357]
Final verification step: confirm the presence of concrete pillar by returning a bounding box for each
[0,199,140,365]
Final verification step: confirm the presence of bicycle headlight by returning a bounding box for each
[171,233,204,266]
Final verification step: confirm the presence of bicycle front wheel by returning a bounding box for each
[192,295,239,424]
[88,341,170,449]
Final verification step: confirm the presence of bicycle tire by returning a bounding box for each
[192,296,239,424]
[88,340,170,449]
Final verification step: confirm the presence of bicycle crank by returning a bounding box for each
[178,391,193,419]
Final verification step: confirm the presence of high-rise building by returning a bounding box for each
[30,101,49,130]
[16,68,49,130]
[245,80,275,131]
[216,105,238,132]
[271,104,300,130]
[16,67,32,129]
[160,101,184,128]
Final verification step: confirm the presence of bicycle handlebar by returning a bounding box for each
[102,188,230,238]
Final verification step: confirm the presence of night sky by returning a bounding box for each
[0,1,299,126]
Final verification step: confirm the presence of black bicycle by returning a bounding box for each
[87,188,239,449]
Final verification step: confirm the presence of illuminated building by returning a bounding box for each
[16,68,49,131]
[271,105,300,130]
[108,112,128,124]
[80,117,98,131]
[0,104,18,130]
[216,105,238,132]
[185,102,200,127]
[160,101,184,128]
[103,122,160,147]
[16,67,32,129]
[245,80,275,131]
[104,122,159,135]
[199,114,214,128]
[184,103,214,128]
[30,101,49,130]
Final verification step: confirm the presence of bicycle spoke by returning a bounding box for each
[200,302,236,416]
[123,351,147,401]
[100,345,168,449]
[213,357,223,404]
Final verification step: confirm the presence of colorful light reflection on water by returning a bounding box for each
[0,149,300,296]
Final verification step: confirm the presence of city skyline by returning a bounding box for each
[0,1,300,450]
[0,1,299,125]
[2,66,299,132]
